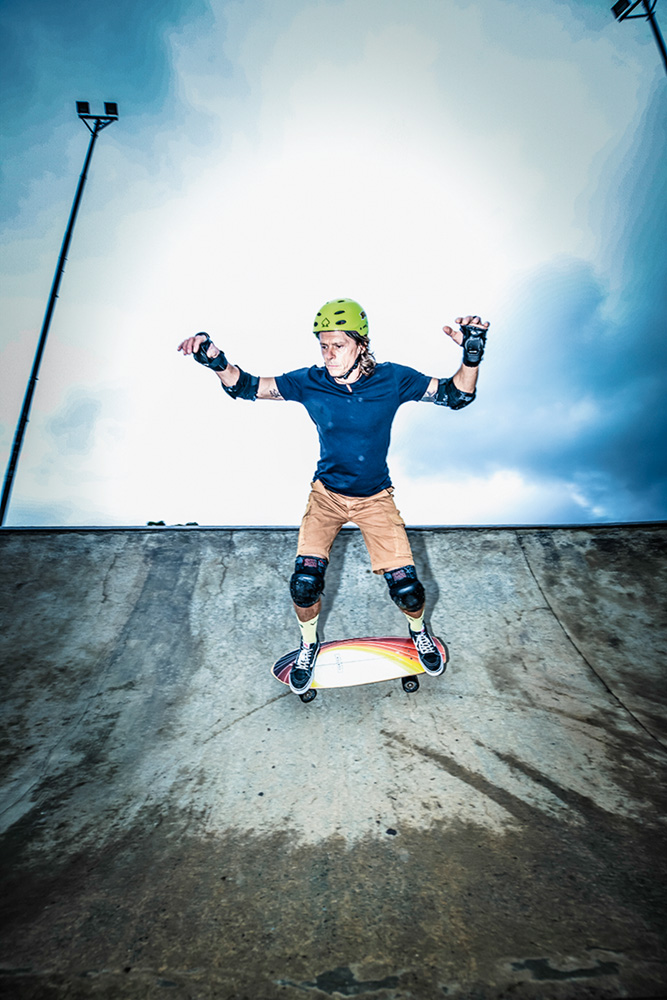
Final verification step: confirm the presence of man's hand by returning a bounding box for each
[177,333,228,371]
[176,335,283,401]
[177,333,221,361]
[442,315,490,347]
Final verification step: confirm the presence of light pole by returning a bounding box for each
[612,0,667,74]
[0,101,119,526]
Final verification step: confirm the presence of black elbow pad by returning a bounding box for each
[435,377,476,410]
[222,369,259,401]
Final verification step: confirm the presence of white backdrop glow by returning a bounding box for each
[1,0,665,526]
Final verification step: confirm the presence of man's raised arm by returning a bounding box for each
[177,334,284,400]
[422,314,489,408]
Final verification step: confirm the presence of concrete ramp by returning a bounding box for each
[1,524,666,999]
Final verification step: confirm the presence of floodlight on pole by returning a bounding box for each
[612,0,667,74]
[0,102,119,527]
[612,0,645,18]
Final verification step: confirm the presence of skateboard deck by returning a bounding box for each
[271,635,448,702]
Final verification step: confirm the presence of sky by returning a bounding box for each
[1,0,665,527]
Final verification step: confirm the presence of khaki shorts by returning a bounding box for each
[297,479,415,574]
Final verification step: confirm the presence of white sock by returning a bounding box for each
[405,610,425,632]
[297,613,320,644]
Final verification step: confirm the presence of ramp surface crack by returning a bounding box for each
[515,531,666,753]
[201,693,289,742]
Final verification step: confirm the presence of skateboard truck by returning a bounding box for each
[297,673,421,703]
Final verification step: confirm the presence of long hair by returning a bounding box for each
[347,331,377,377]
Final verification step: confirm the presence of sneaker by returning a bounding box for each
[289,638,321,694]
[409,624,444,676]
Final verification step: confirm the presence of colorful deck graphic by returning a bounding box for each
[272,635,448,690]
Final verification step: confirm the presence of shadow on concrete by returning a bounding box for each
[1,524,666,1000]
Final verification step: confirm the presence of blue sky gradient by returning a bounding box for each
[1,0,665,526]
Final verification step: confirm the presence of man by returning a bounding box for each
[178,299,489,694]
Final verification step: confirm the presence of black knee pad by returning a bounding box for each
[384,565,425,612]
[290,555,328,608]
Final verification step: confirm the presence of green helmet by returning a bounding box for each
[313,298,369,338]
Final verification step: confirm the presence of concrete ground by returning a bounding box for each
[0,523,666,1000]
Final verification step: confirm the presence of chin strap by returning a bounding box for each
[340,355,362,380]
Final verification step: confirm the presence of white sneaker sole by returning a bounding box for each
[289,671,314,695]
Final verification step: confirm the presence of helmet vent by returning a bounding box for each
[312,298,368,337]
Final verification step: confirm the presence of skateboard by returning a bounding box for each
[271,635,448,703]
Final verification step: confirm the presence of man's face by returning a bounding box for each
[318,330,362,378]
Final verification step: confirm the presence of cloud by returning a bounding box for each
[393,467,605,526]
[0,0,213,237]
[1,0,664,527]
[393,81,667,523]
[48,390,101,455]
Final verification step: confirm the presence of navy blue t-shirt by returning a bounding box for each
[275,362,430,497]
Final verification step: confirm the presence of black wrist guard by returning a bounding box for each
[435,377,476,410]
[193,335,228,372]
[222,368,259,401]
[461,324,487,367]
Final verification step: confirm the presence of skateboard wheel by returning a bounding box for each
[299,689,317,704]
[401,676,420,693]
